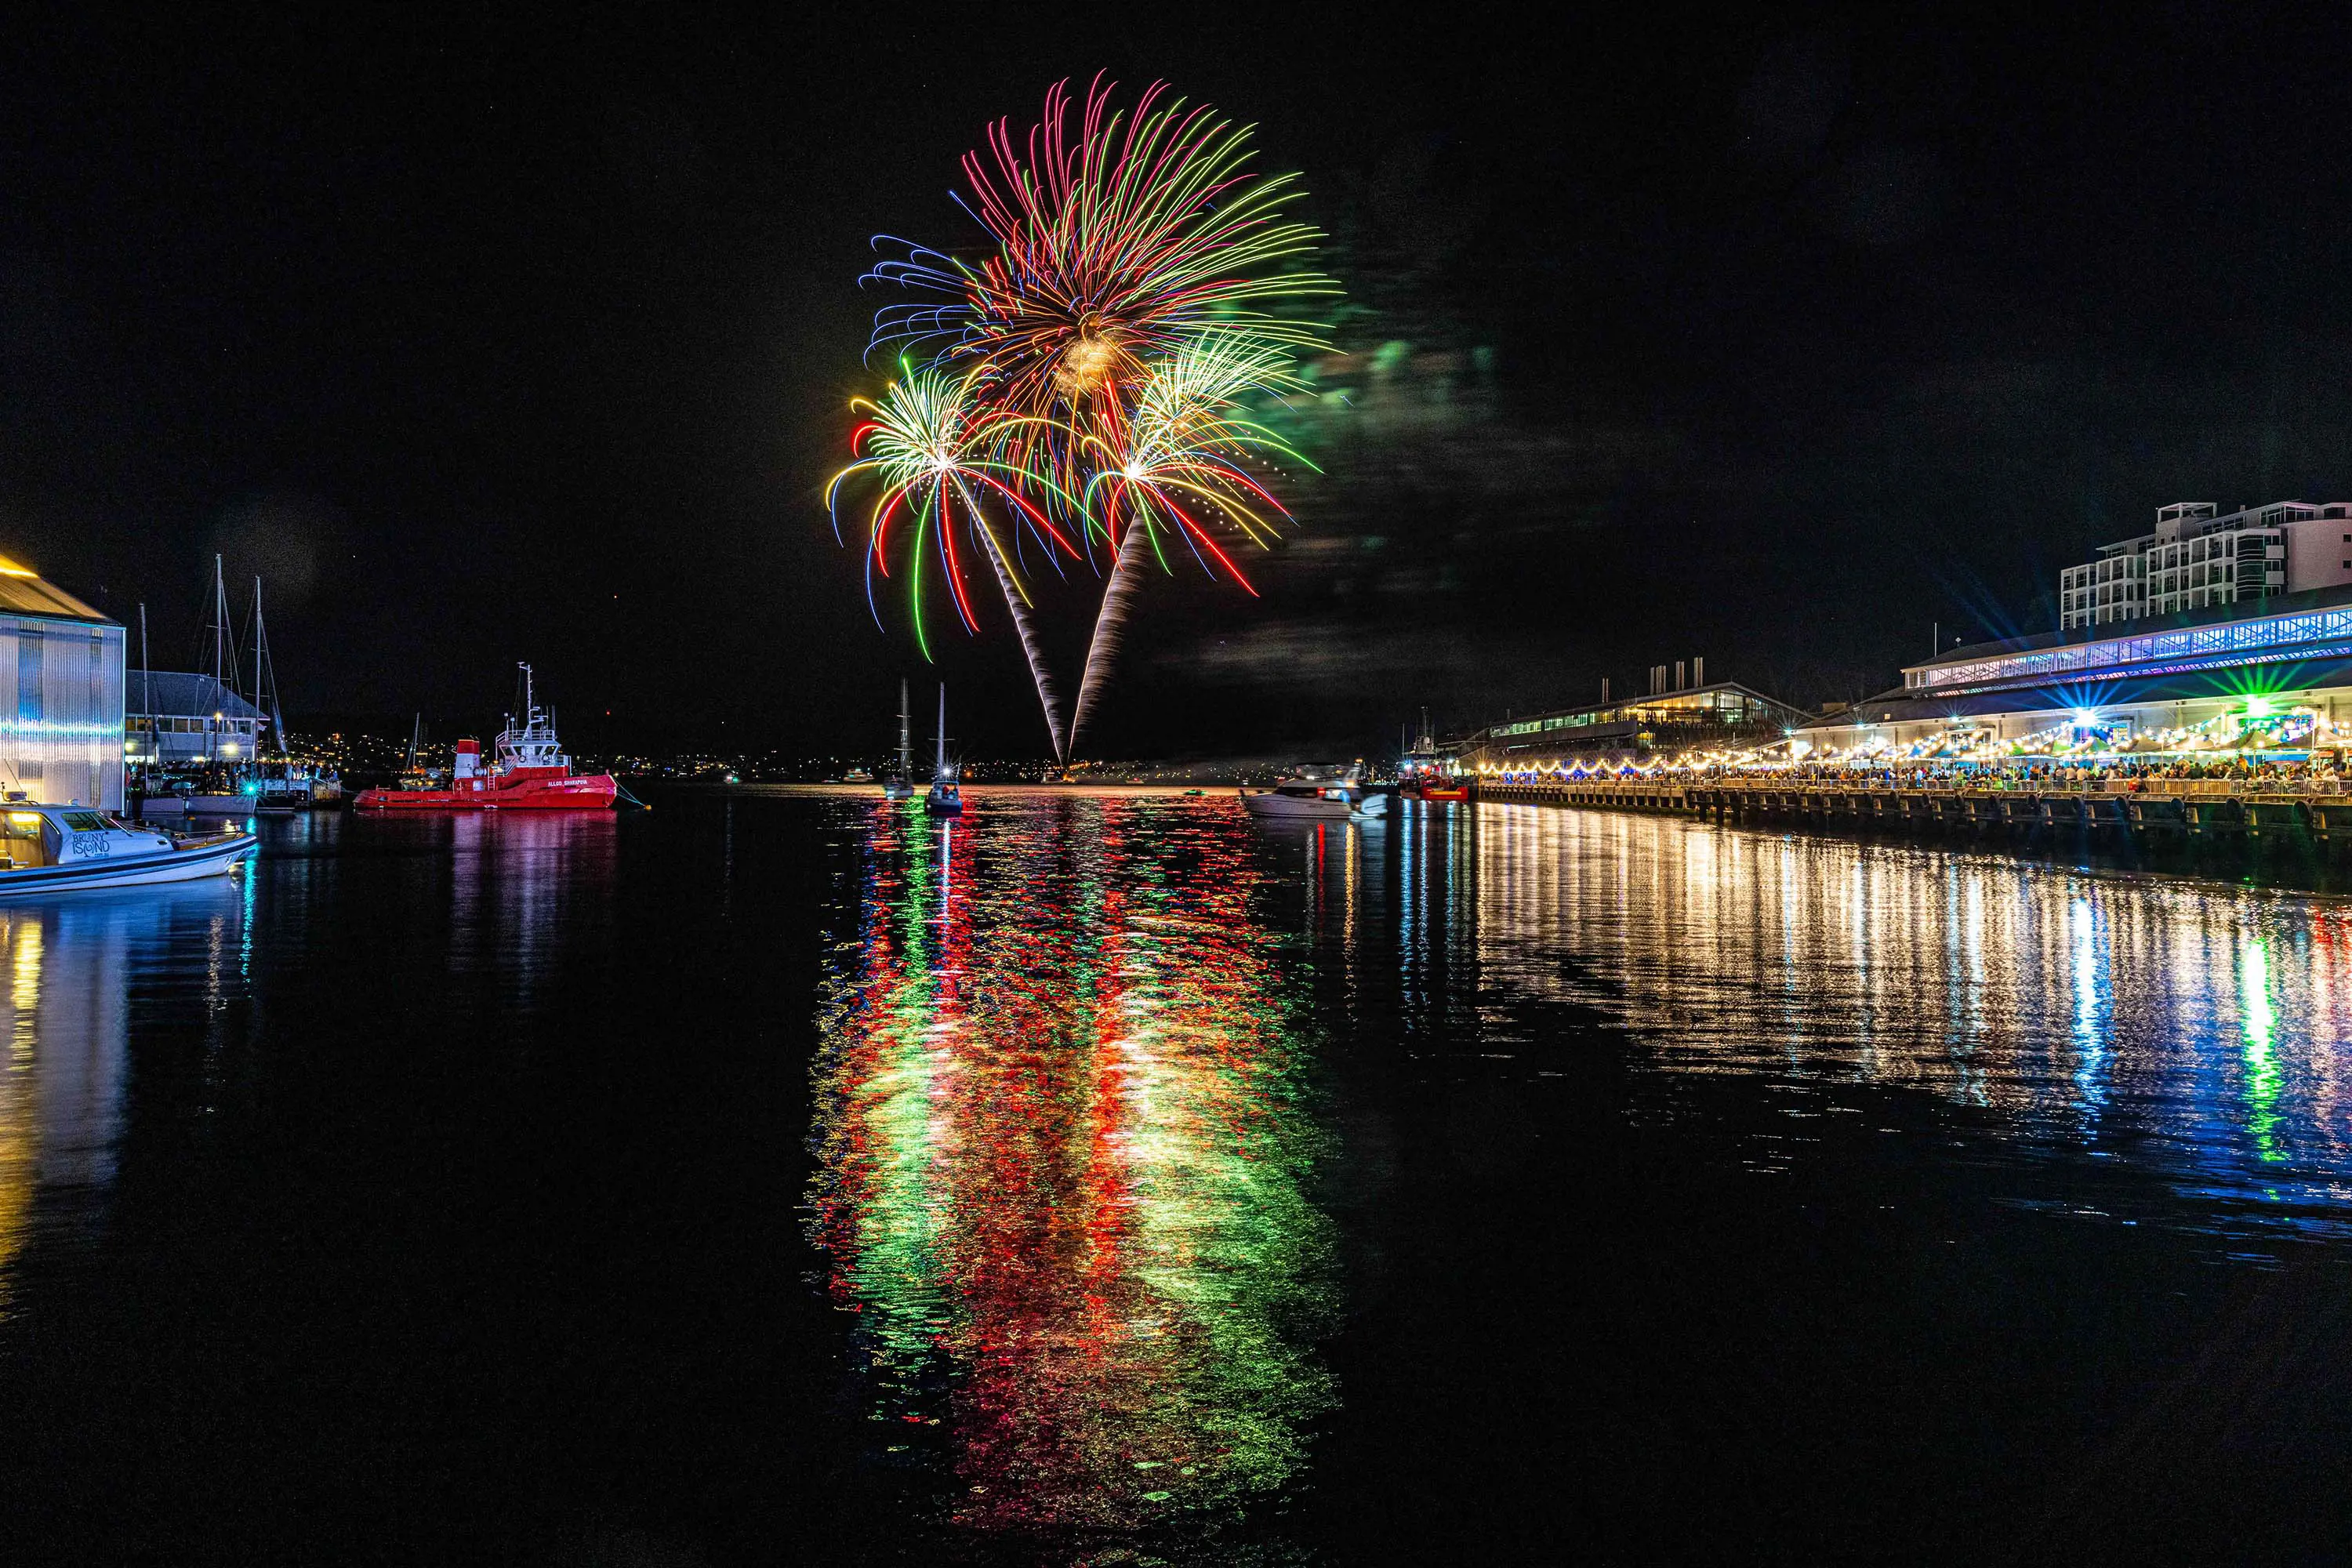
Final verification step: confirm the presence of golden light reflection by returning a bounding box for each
[0,913,38,1305]
[0,895,173,1317]
[1471,804,2352,1203]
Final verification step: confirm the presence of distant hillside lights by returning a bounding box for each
[2059,501,2352,631]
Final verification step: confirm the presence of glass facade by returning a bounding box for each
[1492,687,1784,738]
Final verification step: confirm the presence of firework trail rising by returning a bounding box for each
[1068,516,1156,759]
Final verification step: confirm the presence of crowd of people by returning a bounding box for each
[1684,756,2349,791]
[1489,755,2351,792]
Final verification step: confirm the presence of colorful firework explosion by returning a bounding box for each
[833,75,1334,761]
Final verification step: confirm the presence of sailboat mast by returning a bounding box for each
[250,577,289,757]
[898,679,911,777]
[212,555,230,691]
[935,684,946,779]
[250,577,263,749]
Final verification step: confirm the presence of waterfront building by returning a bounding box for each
[1458,678,1811,771]
[1800,568,2352,762]
[2057,499,2352,630]
[0,557,125,810]
[124,671,270,771]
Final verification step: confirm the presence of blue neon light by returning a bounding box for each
[1916,605,2352,693]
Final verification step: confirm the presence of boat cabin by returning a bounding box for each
[0,803,171,869]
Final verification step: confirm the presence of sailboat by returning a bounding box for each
[884,680,915,799]
[924,684,963,817]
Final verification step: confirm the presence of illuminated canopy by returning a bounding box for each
[1909,591,2352,697]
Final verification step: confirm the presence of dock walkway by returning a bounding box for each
[1474,777,2352,843]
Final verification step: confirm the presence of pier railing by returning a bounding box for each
[1468,775,2352,840]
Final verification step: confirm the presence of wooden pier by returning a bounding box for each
[1472,777,2352,845]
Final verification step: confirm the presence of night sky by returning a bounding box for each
[2,9,2349,760]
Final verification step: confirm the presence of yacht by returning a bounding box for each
[1240,775,1390,821]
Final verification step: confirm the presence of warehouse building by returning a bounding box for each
[1458,670,1812,772]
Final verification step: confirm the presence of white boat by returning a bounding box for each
[0,802,256,892]
[1241,778,1391,821]
[925,684,962,816]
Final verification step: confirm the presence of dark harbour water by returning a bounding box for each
[3,791,2352,1562]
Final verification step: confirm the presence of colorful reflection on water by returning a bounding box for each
[808,798,1336,1534]
[1466,803,2352,1231]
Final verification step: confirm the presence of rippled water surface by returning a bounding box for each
[4,792,2352,1561]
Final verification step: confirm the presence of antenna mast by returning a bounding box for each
[139,602,151,773]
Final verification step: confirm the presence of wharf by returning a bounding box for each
[1474,777,2352,843]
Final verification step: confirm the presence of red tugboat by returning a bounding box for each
[354,664,616,811]
[1397,707,1472,801]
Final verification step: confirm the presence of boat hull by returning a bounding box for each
[354,772,618,811]
[1242,791,1389,821]
[0,832,256,894]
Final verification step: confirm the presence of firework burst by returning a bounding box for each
[827,364,1082,758]
[835,78,1334,763]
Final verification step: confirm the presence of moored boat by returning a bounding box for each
[354,664,615,811]
[1396,709,1467,799]
[884,680,914,799]
[924,684,962,816]
[0,800,255,892]
[1241,777,1391,821]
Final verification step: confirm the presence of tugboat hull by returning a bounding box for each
[354,773,618,810]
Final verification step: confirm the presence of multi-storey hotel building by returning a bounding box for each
[2059,500,2352,630]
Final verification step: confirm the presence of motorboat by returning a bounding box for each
[0,800,256,892]
[883,680,915,799]
[1241,778,1391,821]
[924,684,963,816]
